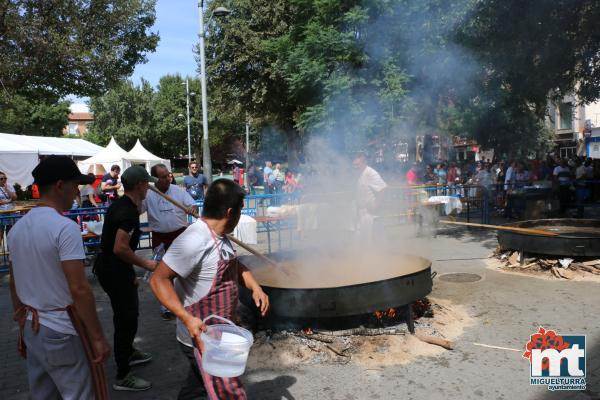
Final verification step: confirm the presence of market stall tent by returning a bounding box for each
[0,132,104,187]
[128,139,172,171]
[77,137,134,174]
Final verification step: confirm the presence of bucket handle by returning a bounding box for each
[202,314,246,337]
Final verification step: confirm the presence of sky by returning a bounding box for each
[69,0,199,105]
[131,0,200,86]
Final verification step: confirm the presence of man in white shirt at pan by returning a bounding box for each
[353,152,387,242]
[142,163,196,320]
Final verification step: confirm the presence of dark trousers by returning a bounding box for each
[178,342,207,400]
[559,185,570,215]
[97,272,139,379]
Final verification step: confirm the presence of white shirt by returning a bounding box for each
[7,207,86,335]
[504,166,514,184]
[142,185,195,233]
[356,166,387,210]
[162,220,235,347]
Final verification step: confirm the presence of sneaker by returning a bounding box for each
[161,310,175,321]
[128,349,152,366]
[113,372,152,391]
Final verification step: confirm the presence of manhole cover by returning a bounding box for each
[438,273,482,283]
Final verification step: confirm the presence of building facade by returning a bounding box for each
[547,96,600,158]
[63,103,93,137]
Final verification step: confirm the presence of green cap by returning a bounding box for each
[121,166,158,185]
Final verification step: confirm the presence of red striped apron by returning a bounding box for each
[184,221,246,400]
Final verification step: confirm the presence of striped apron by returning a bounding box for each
[184,221,247,400]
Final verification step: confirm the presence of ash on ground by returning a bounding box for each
[490,247,600,281]
[240,298,470,369]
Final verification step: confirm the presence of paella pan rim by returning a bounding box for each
[498,218,600,257]
[501,218,600,238]
[239,252,432,290]
[259,265,432,292]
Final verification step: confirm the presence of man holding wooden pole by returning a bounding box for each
[142,163,196,320]
[150,179,269,400]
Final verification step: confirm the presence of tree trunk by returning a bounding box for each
[285,128,301,169]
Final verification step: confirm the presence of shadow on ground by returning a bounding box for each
[436,227,499,250]
[245,374,297,400]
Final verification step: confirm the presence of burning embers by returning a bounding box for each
[373,308,397,321]
[244,297,460,370]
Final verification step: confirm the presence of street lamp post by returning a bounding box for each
[245,119,250,169]
[183,79,192,162]
[197,2,231,183]
[198,1,211,182]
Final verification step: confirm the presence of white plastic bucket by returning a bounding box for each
[200,315,254,378]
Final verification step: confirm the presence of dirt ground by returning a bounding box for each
[248,298,472,370]
[485,257,600,283]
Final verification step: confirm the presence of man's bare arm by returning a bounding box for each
[62,259,110,363]
[149,261,207,349]
[8,264,24,312]
[101,181,121,191]
[113,229,156,271]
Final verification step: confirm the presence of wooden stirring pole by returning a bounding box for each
[147,185,279,267]
[439,220,559,237]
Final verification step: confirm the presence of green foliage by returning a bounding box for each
[88,79,155,149]
[0,0,159,99]
[87,75,242,161]
[0,94,69,136]
[205,0,600,160]
[457,0,600,114]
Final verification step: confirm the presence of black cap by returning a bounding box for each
[32,155,96,186]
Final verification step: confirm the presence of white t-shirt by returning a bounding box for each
[7,207,86,335]
[162,220,235,347]
[142,185,195,233]
[356,166,387,210]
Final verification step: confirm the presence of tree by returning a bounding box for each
[87,75,240,163]
[0,0,159,99]
[457,0,600,115]
[0,94,69,136]
[87,79,155,150]
[206,0,600,161]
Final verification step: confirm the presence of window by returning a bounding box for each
[68,122,78,135]
[559,146,576,159]
[559,103,573,130]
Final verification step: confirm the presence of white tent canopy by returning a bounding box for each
[77,137,134,174]
[128,139,172,172]
[0,132,104,187]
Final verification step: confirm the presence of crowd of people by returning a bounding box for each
[403,155,600,218]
